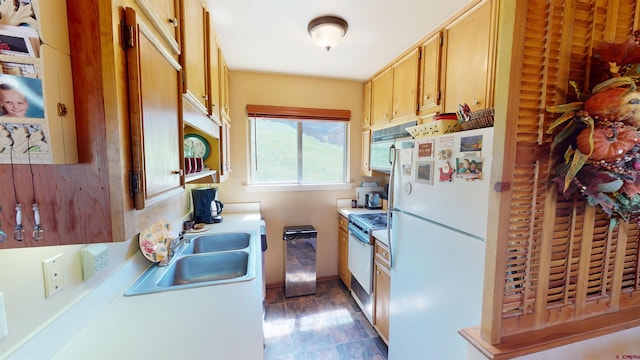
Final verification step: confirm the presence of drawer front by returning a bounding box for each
[339,215,348,230]
[375,242,390,269]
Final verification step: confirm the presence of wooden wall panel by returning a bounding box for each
[490,0,640,343]
[0,0,113,248]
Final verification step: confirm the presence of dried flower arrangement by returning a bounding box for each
[547,31,640,221]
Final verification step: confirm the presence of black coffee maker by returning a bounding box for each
[192,187,224,223]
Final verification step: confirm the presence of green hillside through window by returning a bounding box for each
[250,118,346,184]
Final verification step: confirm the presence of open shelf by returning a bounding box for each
[185,169,217,184]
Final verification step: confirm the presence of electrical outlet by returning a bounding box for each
[0,291,8,340]
[81,244,109,281]
[42,254,64,298]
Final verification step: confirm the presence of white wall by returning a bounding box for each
[0,214,188,358]
[0,240,134,357]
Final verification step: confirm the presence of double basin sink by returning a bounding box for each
[125,232,256,296]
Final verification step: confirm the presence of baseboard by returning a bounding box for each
[265,275,338,289]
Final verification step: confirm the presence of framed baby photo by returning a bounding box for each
[415,160,435,185]
[416,139,435,159]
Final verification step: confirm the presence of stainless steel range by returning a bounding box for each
[347,212,387,322]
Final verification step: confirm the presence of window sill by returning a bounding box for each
[243,183,354,192]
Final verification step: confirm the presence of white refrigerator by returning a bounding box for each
[387,127,494,360]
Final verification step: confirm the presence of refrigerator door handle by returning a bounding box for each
[388,143,396,165]
[387,147,398,268]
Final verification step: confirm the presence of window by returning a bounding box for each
[247,105,350,186]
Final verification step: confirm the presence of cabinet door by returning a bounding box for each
[443,1,491,113]
[420,33,442,115]
[220,54,231,122]
[40,45,78,164]
[338,224,350,289]
[371,67,392,126]
[133,0,180,53]
[218,119,232,182]
[361,129,372,176]
[206,11,221,121]
[391,48,420,120]
[374,261,390,343]
[126,8,182,210]
[362,80,372,128]
[181,0,208,113]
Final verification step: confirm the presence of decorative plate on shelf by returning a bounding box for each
[184,133,210,159]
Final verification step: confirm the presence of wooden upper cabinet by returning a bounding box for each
[220,53,231,122]
[391,48,420,121]
[180,0,208,113]
[371,48,420,127]
[206,11,221,121]
[0,0,78,165]
[371,67,393,126]
[442,0,492,113]
[362,80,372,128]
[361,129,372,176]
[419,32,443,116]
[126,7,183,210]
[218,118,232,182]
[133,0,180,53]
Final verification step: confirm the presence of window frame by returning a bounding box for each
[245,105,352,191]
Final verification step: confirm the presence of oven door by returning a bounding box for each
[348,232,374,294]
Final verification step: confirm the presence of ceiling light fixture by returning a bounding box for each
[308,15,348,51]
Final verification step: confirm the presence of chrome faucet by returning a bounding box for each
[159,233,190,267]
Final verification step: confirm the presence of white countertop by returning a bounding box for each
[337,207,386,218]
[371,228,389,247]
[10,212,265,360]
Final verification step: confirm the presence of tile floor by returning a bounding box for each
[263,279,388,360]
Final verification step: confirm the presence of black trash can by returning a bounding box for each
[283,225,317,297]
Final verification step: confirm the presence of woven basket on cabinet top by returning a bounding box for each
[460,108,494,130]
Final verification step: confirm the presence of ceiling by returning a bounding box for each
[206,0,473,81]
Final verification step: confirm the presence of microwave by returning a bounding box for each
[369,121,416,173]
[370,139,396,173]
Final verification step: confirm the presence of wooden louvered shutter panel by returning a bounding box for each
[484,0,640,344]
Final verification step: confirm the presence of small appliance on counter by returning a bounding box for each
[192,187,224,224]
[355,185,384,208]
[365,192,383,209]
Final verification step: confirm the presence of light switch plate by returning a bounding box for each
[0,291,7,340]
[42,253,64,298]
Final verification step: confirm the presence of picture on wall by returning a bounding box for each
[0,61,36,77]
[0,28,36,57]
[0,73,44,118]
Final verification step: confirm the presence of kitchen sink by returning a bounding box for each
[184,232,251,254]
[157,251,249,287]
[124,231,256,296]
